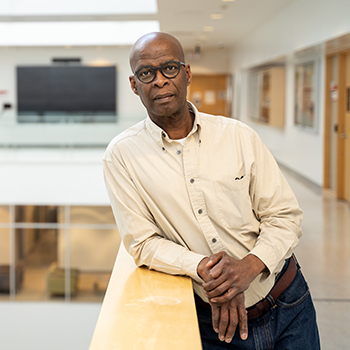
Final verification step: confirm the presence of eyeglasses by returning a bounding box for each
[134,60,186,84]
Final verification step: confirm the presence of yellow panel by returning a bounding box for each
[0,206,10,223]
[70,205,116,224]
[188,74,230,117]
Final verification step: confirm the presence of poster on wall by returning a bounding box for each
[294,60,318,131]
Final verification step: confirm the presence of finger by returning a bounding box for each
[218,305,229,342]
[211,304,220,333]
[209,287,238,304]
[237,295,248,340]
[207,277,244,301]
[224,303,238,343]
[205,282,234,300]
[209,260,226,279]
[202,274,227,292]
[206,252,225,269]
[209,256,237,280]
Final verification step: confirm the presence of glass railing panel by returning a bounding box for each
[0,228,10,300]
[15,205,63,224]
[69,205,115,225]
[66,228,120,302]
[0,206,10,223]
[14,228,58,301]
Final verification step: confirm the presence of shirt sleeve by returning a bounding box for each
[103,145,206,283]
[247,131,303,278]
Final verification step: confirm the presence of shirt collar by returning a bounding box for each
[145,101,202,150]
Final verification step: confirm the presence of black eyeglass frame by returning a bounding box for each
[133,60,186,84]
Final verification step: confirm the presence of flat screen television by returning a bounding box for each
[17,65,117,123]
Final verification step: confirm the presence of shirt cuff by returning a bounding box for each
[188,253,207,284]
[248,245,279,281]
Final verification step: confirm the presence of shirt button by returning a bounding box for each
[212,238,217,243]
[177,150,182,155]
[162,132,166,138]
[198,209,203,214]
[190,178,194,183]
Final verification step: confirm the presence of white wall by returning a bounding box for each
[0,45,232,205]
[0,302,101,350]
[186,47,231,74]
[0,46,231,147]
[0,149,109,349]
[0,46,146,146]
[0,148,108,205]
[230,0,350,186]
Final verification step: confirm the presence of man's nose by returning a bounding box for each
[153,69,168,87]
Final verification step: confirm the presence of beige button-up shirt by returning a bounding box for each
[103,102,303,307]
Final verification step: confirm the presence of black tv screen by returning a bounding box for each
[17,65,117,123]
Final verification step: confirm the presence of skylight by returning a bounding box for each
[0,21,160,46]
[0,0,157,16]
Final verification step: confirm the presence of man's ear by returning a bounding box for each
[129,75,139,95]
[185,64,192,86]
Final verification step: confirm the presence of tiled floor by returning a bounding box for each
[282,168,350,350]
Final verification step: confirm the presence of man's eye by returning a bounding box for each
[139,68,152,77]
[165,65,177,71]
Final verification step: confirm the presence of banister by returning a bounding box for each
[89,243,202,350]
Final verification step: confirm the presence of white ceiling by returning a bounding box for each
[158,0,296,50]
[0,0,297,49]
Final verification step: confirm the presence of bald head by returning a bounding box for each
[129,32,185,72]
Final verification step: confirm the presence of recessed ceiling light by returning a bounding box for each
[203,26,214,32]
[210,13,224,20]
[222,0,235,2]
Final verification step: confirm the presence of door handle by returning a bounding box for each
[339,133,346,138]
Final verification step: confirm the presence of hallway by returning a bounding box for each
[282,167,350,350]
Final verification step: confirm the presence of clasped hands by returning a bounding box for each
[197,252,265,344]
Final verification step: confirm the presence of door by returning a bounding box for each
[342,52,350,201]
[336,51,350,202]
[324,51,350,202]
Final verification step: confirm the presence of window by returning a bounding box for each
[294,60,319,131]
[0,205,120,302]
[248,66,285,127]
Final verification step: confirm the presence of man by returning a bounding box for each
[103,32,320,349]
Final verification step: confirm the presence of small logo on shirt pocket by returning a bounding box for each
[235,175,245,180]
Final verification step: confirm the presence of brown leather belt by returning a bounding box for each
[194,255,298,320]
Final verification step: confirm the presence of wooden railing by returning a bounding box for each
[89,244,202,350]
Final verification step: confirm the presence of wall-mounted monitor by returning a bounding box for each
[16,65,117,123]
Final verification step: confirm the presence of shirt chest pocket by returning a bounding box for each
[214,175,254,229]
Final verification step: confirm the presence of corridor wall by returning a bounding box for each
[230,0,350,186]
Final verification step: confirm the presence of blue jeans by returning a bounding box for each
[196,266,320,350]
